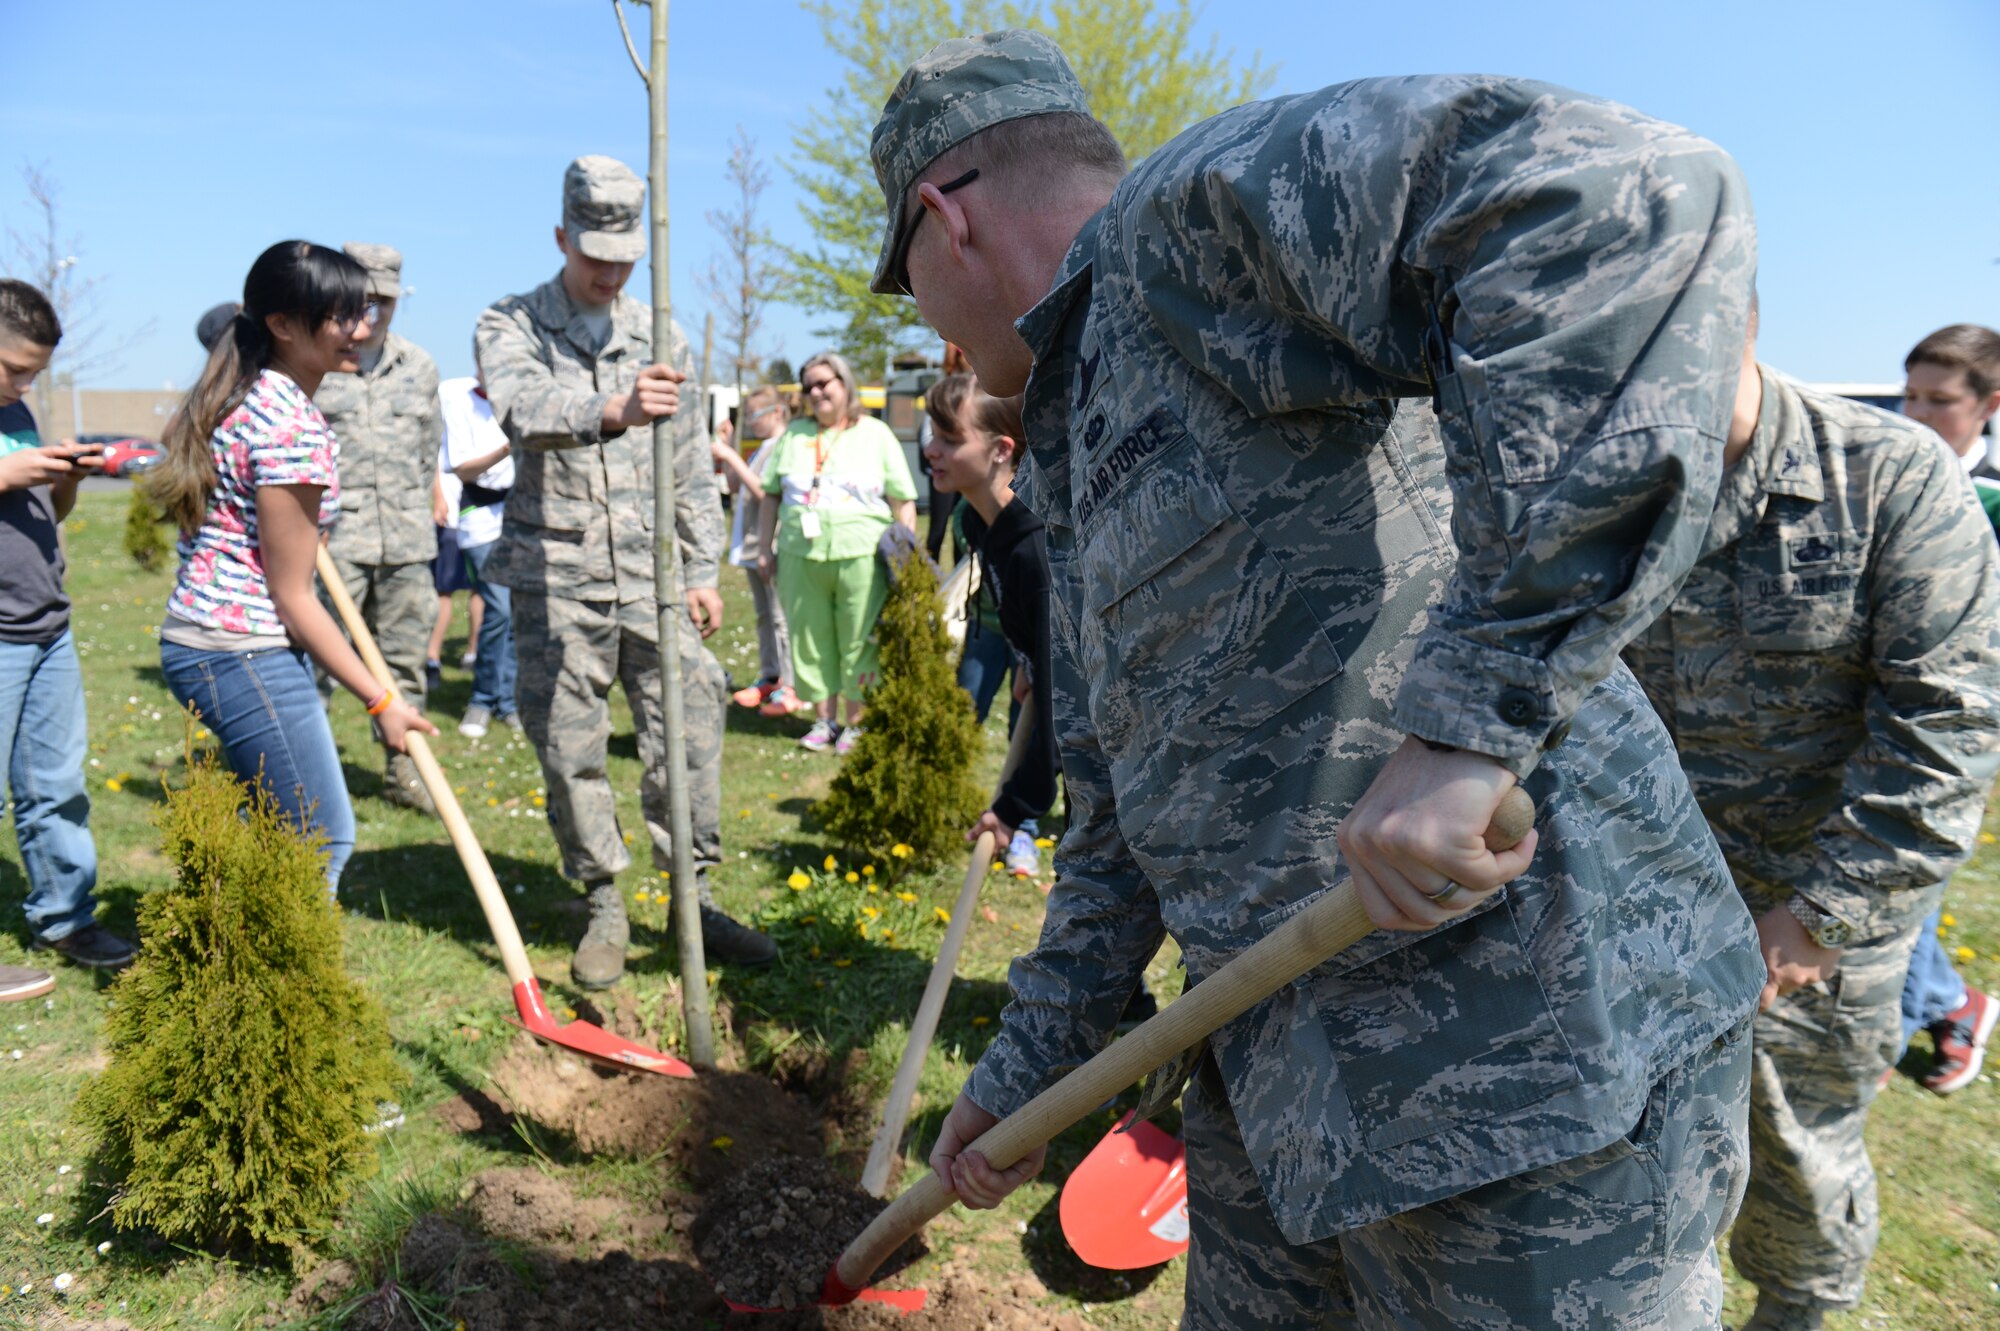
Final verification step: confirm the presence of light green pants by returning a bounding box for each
[776,553,887,702]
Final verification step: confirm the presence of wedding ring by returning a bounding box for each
[1425,880,1464,905]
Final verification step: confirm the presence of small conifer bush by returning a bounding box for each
[78,748,398,1251]
[122,483,171,570]
[816,553,985,870]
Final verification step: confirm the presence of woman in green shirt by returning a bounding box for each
[757,352,917,753]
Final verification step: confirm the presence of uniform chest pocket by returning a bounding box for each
[1737,524,1868,652]
[1075,416,1343,765]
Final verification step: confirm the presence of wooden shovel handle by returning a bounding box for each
[834,784,1536,1289]
[314,545,537,990]
[860,698,1040,1196]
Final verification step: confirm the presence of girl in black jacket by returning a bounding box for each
[923,374,1055,877]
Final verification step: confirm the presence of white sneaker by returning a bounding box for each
[459,705,491,738]
[800,719,841,752]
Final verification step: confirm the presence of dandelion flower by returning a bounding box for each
[1957,946,1977,962]
[892,843,914,859]
[867,883,879,894]
[897,891,917,904]
[653,893,670,905]
[823,854,838,871]
[971,1016,991,1027]
[862,906,880,920]
[1034,837,1055,849]
[1942,913,1958,928]
[711,1135,734,1149]
[935,907,951,924]
[862,865,875,877]
[787,870,811,891]
[845,871,860,884]
[835,957,853,968]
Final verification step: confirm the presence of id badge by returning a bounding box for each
[798,508,822,540]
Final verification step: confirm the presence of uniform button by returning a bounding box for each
[1497,689,1540,728]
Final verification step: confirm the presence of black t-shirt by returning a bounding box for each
[0,401,71,644]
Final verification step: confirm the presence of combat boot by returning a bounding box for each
[700,905,778,967]
[383,752,437,814]
[571,880,629,989]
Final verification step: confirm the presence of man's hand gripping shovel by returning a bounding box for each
[748,785,1538,1310]
[317,545,693,1078]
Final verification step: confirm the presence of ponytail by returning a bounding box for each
[146,240,367,533]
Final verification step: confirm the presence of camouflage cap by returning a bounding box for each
[342,243,403,298]
[867,29,1091,295]
[562,155,646,263]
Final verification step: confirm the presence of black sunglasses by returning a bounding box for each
[890,168,980,297]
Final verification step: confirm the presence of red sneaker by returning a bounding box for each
[732,679,780,709]
[1922,987,1998,1095]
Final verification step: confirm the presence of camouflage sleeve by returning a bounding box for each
[416,352,443,459]
[964,595,1166,1118]
[1800,448,2000,942]
[473,302,616,451]
[1128,77,1755,777]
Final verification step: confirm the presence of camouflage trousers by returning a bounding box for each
[1182,1019,1753,1330]
[319,556,436,712]
[1730,895,1937,1312]
[512,594,723,905]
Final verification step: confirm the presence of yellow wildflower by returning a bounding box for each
[892,843,914,859]
[862,905,880,919]
[989,861,1003,874]
[711,1135,734,1149]
[824,854,838,871]
[653,893,670,905]
[971,1016,991,1027]
[1942,913,1958,928]
[1982,832,1998,844]
[867,883,879,894]
[787,870,811,891]
[935,907,952,924]
[882,930,895,943]
[1034,837,1055,849]
[1957,946,1977,962]
[897,891,917,904]
[739,808,751,818]
[835,957,852,968]
[845,871,860,884]
[862,865,876,877]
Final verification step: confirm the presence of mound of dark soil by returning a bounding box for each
[440,1032,822,1183]
[692,1156,924,1311]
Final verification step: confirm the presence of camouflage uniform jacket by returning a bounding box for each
[962,75,1766,1241]
[474,274,722,602]
[315,331,442,565]
[1624,367,2000,941]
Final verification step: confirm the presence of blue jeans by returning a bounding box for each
[0,632,100,942]
[1900,905,1969,1051]
[461,539,517,718]
[956,623,1039,838]
[160,642,355,891]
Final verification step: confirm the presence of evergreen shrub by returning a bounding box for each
[816,552,984,871]
[122,484,171,570]
[78,749,398,1251]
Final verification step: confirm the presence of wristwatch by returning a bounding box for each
[1786,893,1853,949]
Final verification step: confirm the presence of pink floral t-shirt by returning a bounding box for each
[166,369,341,637]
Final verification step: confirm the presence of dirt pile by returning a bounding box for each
[692,1156,924,1310]
[439,1032,821,1183]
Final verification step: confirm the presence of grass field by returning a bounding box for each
[0,488,1996,1328]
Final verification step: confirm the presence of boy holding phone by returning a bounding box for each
[0,279,134,986]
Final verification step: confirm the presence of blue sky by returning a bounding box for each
[5,0,1996,393]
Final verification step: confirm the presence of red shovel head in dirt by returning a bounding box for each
[1059,1112,1189,1270]
[505,978,695,1078]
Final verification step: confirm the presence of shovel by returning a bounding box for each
[859,698,1038,1197]
[814,785,1537,1306]
[1059,1110,1188,1269]
[316,545,693,1078]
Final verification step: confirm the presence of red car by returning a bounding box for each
[77,434,162,478]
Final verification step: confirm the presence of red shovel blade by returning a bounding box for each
[720,1275,928,1315]
[1059,1112,1190,1270]
[504,978,695,1078]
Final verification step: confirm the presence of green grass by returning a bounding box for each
[0,489,1995,1326]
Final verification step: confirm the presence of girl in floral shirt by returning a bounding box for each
[151,241,434,890]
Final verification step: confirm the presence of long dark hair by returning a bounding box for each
[150,241,369,532]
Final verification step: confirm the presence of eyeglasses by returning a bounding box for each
[889,168,980,297]
[330,302,381,332]
[802,375,839,395]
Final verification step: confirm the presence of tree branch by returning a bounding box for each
[611,0,649,85]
